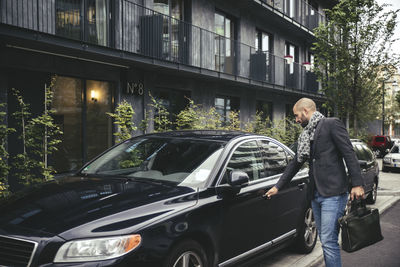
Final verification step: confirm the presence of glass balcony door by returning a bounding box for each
[56,0,110,46]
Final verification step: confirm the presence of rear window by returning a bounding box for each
[375,137,385,142]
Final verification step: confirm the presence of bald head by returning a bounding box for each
[293,98,316,127]
[294,98,316,112]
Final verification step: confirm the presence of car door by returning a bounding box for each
[258,139,309,237]
[217,139,277,263]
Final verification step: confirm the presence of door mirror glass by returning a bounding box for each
[228,170,249,187]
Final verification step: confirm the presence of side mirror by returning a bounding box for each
[385,149,390,153]
[228,170,249,187]
[359,160,367,168]
[216,170,249,198]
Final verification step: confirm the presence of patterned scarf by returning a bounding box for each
[297,111,325,163]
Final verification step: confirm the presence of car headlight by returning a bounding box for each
[383,157,391,163]
[54,234,141,263]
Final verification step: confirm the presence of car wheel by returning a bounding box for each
[366,181,378,204]
[382,166,388,172]
[164,240,209,267]
[295,207,317,253]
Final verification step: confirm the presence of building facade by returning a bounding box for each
[0,0,334,184]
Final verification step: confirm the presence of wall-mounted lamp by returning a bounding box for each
[91,90,98,102]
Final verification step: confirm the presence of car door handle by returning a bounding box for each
[297,183,306,190]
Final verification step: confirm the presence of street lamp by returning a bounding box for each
[382,79,385,135]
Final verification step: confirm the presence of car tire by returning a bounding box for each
[294,207,317,253]
[382,166,388,172]
[366,181,378,204]
[163,239,209,267]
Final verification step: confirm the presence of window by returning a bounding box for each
[354,145,368,161]
[215,12,235,74]
[225,141,264,181]
[285,42,298,79]
[56,0,110,46]
[255,30,272,53]
[152,89,190,129]
[259,140,289,177]
[285,0,296,18]
[153,0,185,62]
[256,100,273,121]
[215,96,240,125]
[52,76,113,172]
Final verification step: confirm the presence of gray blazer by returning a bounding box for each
[276,117,364,197]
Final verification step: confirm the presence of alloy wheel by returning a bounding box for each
[304,207,317,247]
[172,251,203,267]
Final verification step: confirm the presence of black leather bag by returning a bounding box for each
[338,199,383,252]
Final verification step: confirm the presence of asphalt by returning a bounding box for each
[340,199,400,267]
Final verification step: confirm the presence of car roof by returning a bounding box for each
[142,130,253,142]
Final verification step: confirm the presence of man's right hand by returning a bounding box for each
[264,186,279,199]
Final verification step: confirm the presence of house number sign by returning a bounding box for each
[126,82,144,96]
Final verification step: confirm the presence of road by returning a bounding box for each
[251,159,400,267]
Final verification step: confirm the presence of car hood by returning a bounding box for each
[385,153,400,159]
[0,176,198,240]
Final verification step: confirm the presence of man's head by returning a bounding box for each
[293,98,316,128]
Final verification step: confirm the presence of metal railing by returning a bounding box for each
[261,0,325,31]
[0,0,321,94]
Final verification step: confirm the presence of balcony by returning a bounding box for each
[258,0,326,32]
[0,0,320,95]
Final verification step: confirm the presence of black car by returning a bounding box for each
[351,140,379,204]
[0,131,317,267]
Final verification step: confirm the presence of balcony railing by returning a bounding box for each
[260,0,325,31]
[0,0,320,94]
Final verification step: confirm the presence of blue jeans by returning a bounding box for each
[312,191,348,267]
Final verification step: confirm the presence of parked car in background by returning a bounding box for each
[369,135,393,158]
[0,131,317,267]
[382,143,400,172]
[351,140,379,204]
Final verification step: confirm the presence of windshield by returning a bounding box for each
[80,137,224,188]
[390,145,399,154]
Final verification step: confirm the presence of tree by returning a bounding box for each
[313,0,399,133]
[106,99,137,143]
[11,77,63,186]
[0,103,15,197]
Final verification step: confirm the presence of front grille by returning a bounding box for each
[0,235,37,267]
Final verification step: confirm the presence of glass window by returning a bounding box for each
[52,77,84,172]
[152,89,190,129]
[354,145,368,160]
[215,96,240,125]
[86,0,109,46]
[214,12,235,73]
[225,141,264,181]
[56,0,82,40]
[52,77,113,173]
[86,80,113,161]
[259,140,289,176]
[362,145,374,161]
[56,0,109,46]
[256,100,273,121]
[390,145,399,154]
[81,137,223,188]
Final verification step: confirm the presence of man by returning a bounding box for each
[265,98,364,267]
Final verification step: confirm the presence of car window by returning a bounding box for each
[259,140,289,177]
[361,145,374,161]
[354,144,368,160]
[390,145,399,153]
[224,140,264,182]
[375,137,385,142]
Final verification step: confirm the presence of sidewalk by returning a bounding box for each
[256,194,400,267]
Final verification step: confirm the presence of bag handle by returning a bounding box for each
[350,198,368,217]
